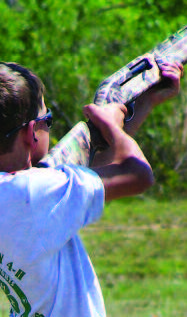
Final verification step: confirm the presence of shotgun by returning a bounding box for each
[38,25,187,169]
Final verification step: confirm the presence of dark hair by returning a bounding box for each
[0,62,45,153]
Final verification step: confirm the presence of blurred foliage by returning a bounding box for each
[0,0,187,197]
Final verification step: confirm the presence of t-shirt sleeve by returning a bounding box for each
[28,165,104,251]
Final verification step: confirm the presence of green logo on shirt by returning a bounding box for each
[0,253,45,317]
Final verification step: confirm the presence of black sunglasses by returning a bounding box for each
[6,108,53,138]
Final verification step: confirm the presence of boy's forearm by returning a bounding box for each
[124,93,155,136]
[91,126,154,201]
[92,155,154,201]
[84,103,154,201]
[92,124,150,167]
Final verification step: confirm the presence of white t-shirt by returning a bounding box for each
[0,165,105,317]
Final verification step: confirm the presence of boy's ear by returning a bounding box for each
[22,120,36,147]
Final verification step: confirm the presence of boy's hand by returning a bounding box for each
[143,61,183,106]
[83,103,127,145]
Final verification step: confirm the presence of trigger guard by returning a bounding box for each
[125,101,135,122]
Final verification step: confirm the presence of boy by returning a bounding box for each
[0,61,182,317]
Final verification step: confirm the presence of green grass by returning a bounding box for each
[1,197,187,316]
[80,197,187,317]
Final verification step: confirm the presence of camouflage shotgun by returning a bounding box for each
[38,25,187,169]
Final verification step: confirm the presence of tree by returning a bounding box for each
[0,0,187,196]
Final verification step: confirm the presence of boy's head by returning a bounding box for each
[0,62,44,154]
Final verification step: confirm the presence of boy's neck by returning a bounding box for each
[0,138,31,173]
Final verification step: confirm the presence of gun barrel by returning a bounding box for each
[153,25,187,65]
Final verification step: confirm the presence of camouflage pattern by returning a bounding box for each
[39,25,187,168]
[38,122,91,167]
[94,25,187,118]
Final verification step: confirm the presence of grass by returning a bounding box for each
[81,196,187,317]
[0,196,187,316]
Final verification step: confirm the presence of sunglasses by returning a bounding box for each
[6,108,53,138]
